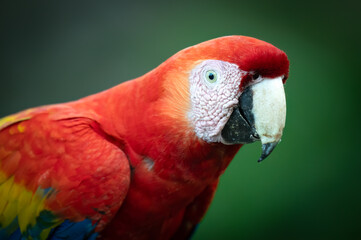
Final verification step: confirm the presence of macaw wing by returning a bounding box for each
[0,106,131,239]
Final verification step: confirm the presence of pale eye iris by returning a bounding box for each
[205,70,218,83]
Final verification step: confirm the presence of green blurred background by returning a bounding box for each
[1,0,360,239]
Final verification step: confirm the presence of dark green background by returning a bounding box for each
[1,1,360,239]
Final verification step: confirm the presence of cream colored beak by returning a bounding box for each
[251,76,286,161]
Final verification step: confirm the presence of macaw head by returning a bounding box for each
[154,36,289,162]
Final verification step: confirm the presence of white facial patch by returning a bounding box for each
[188,60,246,142]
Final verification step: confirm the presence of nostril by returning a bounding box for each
[252,73,260,80]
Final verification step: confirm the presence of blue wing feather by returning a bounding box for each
[0,211,98,240]
[0,217,21,240]
[47,219,98,240]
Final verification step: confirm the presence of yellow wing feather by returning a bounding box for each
[0,174,53,234]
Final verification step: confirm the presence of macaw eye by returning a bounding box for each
[205,70,218,83]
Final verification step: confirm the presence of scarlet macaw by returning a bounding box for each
[0,36,289,239]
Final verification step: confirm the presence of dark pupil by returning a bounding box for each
[208,73,214,80]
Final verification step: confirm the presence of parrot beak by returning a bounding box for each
[221,76,286,162]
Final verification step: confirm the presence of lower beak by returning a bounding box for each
[221,76,286,162]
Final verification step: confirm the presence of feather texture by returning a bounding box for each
[0,36,289,239]
[0,107,130,239]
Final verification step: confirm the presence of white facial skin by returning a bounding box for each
[188,60,247,142]
[188,60,287,145]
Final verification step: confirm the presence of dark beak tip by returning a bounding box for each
[258,141,279,163]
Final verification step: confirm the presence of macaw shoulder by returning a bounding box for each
[0,104,131,239]
[0,103,101,130]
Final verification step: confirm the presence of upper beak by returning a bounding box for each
[221,76,286,162]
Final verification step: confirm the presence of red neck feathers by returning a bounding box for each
[73,35,288,183]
